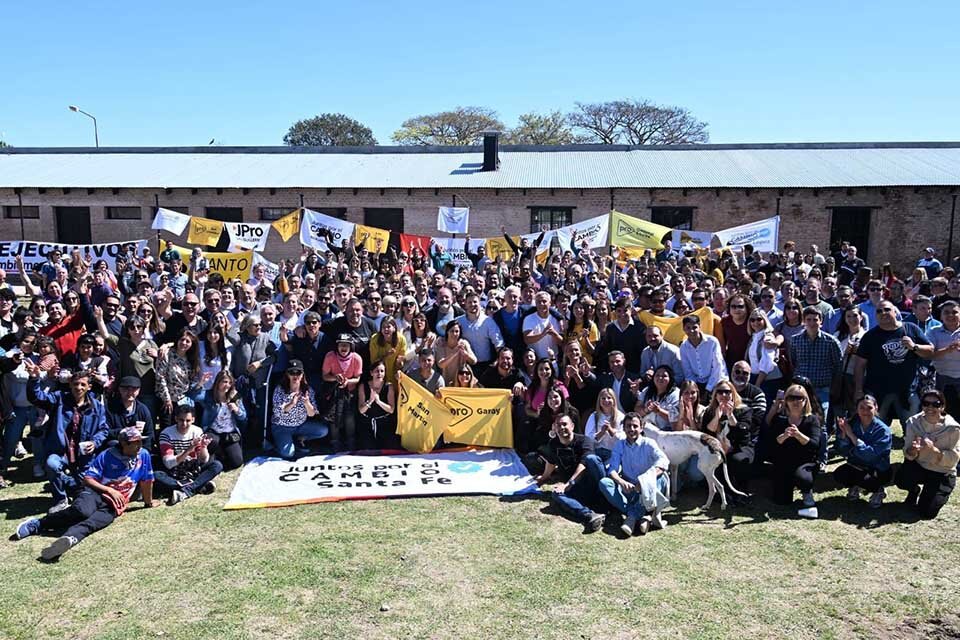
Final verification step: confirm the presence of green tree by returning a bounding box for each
[568,100,709,144]
[0,140,8,148]
[283,113,377,146]
[503,111,582,145]
[392,107,504,145]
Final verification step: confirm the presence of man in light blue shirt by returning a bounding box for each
[599,413,670,536]
[456,292,504,371]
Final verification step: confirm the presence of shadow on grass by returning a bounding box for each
[814,495,924,529]
[0,495,50,522]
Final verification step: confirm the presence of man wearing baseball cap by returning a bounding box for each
[918,246,943,280]
[106,376,155,452]
[11,426,158,561]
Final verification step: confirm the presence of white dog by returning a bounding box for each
[643,424,747,511]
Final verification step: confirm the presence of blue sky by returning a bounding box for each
[2,1,958,147]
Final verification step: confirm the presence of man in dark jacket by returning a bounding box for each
[105,376,154,453]
[27,368,108,513]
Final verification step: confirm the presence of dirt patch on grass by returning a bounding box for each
[872,615,960,639]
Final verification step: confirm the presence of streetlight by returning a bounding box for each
[68,105,98,147]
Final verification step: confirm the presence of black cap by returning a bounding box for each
[118,376,141,389]
[287,359,304,372]
[336,333,355,345]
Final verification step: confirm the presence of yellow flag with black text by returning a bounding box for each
[638,305,715,346]
[186,217,225,247]
[171,243,253,282]
[271,208,301,242]
[485,235,518,262]
[609,210,672,250]
[355,223,391,254]
[396,372,449,454]
[439,387,513,448]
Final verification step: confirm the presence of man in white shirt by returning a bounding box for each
[679,315,727,397]
[640,326,684,384]
[522,291,563,359]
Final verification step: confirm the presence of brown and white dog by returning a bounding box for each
[643,424,747,510]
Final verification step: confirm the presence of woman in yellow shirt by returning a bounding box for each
[369,316,407,385]
[567,297,600,363]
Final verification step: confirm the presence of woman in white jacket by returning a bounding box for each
[746,310,782,406]
[896,389,960,519]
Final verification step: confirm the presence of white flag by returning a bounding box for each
[431,236,486,270]
[437,207,470,234]
[225,221,271,252]
[151,208,190,235]
[555,215,610,251]
[300,208,356,252]
[252,252,280,283]
[671,229,714,250]
[714,215,780,253]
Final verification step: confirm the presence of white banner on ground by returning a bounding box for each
[672,229,714,250]
[556,215,610,251]
[437,206,470,234]
[714,215,780,253]
[0,239,147,274]
[151,208,191,235]
[224,448,539,509]
[431,236,486,270]
[225,222,271,252]
[300,209,356,252]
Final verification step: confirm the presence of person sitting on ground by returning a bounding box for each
[700,380,756,503]
[27,367,108,514]
[896,389,960,519]
[583,387,625,456]
[321,334,363,451]
[271,360,328,460]
[198,370,247,471]
[540,414,608,534]
[635,365,680,432]
[598,412,670,536]
[105,376,154,453]
[12,426,159,561]
[766,384,821,519]
[834,394,893,508]
[156,405,223,505]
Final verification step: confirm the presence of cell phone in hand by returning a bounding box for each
[776,390,785,400]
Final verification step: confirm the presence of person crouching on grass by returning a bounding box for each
[156,405,223,506]
[11,426,159,561]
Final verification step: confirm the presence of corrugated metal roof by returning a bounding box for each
[2,143,960,189]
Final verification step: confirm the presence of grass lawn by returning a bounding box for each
[1,443,959,640]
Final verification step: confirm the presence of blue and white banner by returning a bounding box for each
[300,208,356,252]
[714,215,780,253]
[672,229,714,250]
[224,448,539,509]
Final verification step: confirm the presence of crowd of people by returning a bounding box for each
[2,230,959,558]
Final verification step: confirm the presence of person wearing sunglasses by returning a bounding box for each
[702,381,755,502]
[897,389,960,519]
[767,384,822,518]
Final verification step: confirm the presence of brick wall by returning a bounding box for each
[1,186,956,274]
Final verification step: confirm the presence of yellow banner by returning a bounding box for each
[485,235,517,262]
[609,210,672,250]
[186,217,225,247]
[397,372,449,454]
[355,223,390,254]
[172,244,253,282]
[638,305,715,346]
[439,387,513,448]
[271,208,301,242]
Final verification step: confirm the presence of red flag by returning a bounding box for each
[400,233,432,257]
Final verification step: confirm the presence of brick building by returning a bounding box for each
[1,137,959,272]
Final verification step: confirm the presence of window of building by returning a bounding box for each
[3,205,39,219]
[528,207,573,233]
[106,206,142,220]
[649,206,694,230]
[260,207,301,221]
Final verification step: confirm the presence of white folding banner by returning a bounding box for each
[0,239,147,273]
[431,236,486,270]
[151,208,191,235]
[714,215,780,253]
[252,252,280,283]
[672,229,714,250]
[225,222,271,252]
[300,208,356,252]
[437,206,470,234]
[555,215,610,251]
[224,448,539,509]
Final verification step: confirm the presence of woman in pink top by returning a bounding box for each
[321,334,363,452]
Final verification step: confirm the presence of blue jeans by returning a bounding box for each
[273,420,330,459]
[551,454,607,522]
[599,473,668,520]
[1,406,37,473]
[154,459,224,497]
[46,453,84,502]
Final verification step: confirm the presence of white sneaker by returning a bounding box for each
[13,442,28,458]
[620,516,637,537]
[41,535,77,560]
[650,510,667,530]
[846,487,861,501]
[869,489,886,509]
[798,506,819,519]
[167,490,187,506]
